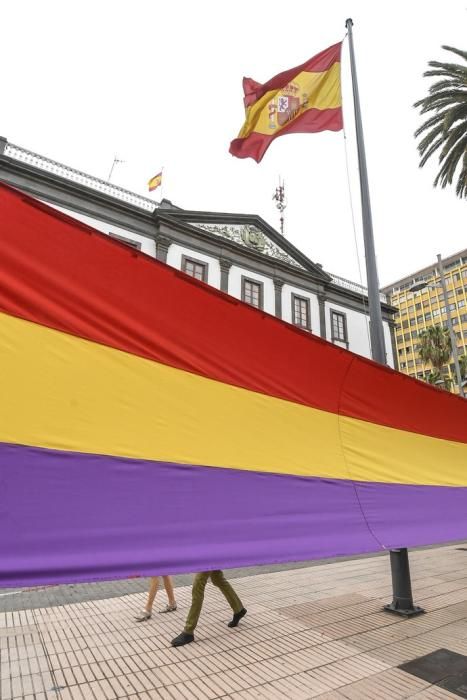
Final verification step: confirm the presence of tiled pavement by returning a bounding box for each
[2,544,467,699]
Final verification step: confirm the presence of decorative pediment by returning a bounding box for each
[187,221,305,270]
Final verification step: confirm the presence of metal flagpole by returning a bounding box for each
[108,156,125,182]
[159,166,164,202]
[345,18,424,617]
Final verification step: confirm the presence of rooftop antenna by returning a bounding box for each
[107,156,125,182]
[272,177,286,235]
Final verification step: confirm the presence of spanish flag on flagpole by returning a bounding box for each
[148,171,162,192]
[229,42,343,163]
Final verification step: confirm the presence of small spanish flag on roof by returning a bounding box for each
[148,171,162,192]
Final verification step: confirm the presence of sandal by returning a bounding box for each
[159,603,177,613]
[135,610,152,622]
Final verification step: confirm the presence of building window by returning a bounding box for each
[109,233,142,250]
[182,256,208,282]
[330,310,348,344]
[292,295,311,330]
[241,277,263,309]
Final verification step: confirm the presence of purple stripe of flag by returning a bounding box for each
[1,442,466,587]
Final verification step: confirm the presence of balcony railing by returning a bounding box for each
[331,273,387,303]
[4,142,157,212]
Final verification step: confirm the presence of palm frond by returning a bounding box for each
[415,93,466,114]
[428,79,466,94]
[414,111,445,138]
[443,102,467,130]
[435,135,467,187]
[457,153,467,196]
[419,135,445,167]
[441,45,467,62]
[440,121,467,158]
[424,67,467,80]
[424,89,467,104]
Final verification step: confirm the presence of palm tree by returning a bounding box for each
[418,325,452,389]
[414,46,467,198]
[425,370,442,386]
[459,353,467,380]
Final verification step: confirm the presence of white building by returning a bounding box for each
[0,137,396,365]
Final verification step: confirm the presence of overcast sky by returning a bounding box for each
[2,1,465,287]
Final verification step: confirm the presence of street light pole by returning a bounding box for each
[437,254,465,398]
[346,19,423,617]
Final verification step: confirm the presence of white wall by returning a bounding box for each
[228,266,275,315]
[325,301,372,359]
[166,244,221,288]
[42,201,156,256]
[383,321,395,368]
[40,198,396,367]
[281,284,320,332]
[325,301,395,367]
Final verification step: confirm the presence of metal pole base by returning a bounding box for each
[384,548,425,617]
[384,602,424,617]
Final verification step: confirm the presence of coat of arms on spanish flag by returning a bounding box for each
[148,171,162,192]
[230,42,343,163]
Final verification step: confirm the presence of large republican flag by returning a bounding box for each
[0,183,466,587]
[229,43,343,163]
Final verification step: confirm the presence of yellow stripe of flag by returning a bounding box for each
[1,312,467,486]
[148,171,162,192]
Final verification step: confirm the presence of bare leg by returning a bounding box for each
[135,576,160,621]
[162,576,176,607]
[145,576,160,612]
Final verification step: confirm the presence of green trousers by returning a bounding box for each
[184,570,244,634]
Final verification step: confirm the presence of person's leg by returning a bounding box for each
[135,576,159,621]
[171,572,209,646]
[210,570,247,628]
[146,576,160,611]
[184,572,209,633]
[160,575,177,611]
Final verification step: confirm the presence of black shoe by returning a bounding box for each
[228,608,247,628]
[171,632,194,647]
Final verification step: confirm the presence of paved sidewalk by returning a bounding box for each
[2,544,467,699]
[1,556,389,613]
